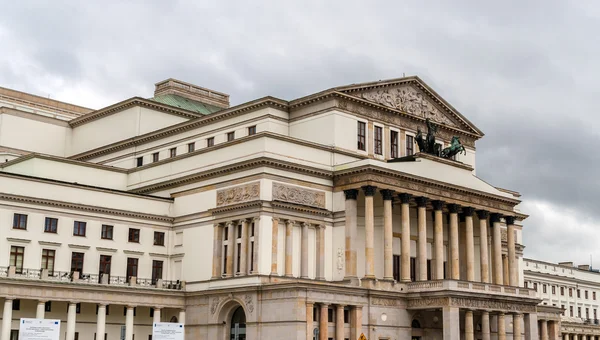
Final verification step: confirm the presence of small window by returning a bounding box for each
[586,290,589,299]
[207,137,214,147]
[552,286,556,295]
[136,157,143,167]
[237,224,242,239]
[227,131,235,141]
[101,225,113,240]
[578,289,581,298]
[561,287,564,296]
[12,299,20,310]
[543,284,547,293]
[44,217,58,233]
[390,130,399,158]
[13,213,27,230]
[357,121,366,151]
[188,142,195,153]
[73,221,86,236]
[406,135,414,155]
[533,283,537,291]
[169,148,177,158]
[152,260,163,284]
[153,232,165,246]
[76,303,81,314]
[594,292,597,300]
[152,152,159,163]
[45,301,51,312]
[248,126,256,135]
[128,228,140,243]
[570,306,573,316]
[374,126,383,155]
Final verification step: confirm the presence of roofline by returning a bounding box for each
[1,153,128,173]
[0,85,94,115]
[154,78,230,98]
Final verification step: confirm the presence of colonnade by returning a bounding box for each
[212,217,259,278]
[343,186,520,285]
[449,308,538,340]
[305,302,362,340]
[564,335,600,340]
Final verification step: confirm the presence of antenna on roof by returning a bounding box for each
[403,72,406,77]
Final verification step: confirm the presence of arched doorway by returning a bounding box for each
[230,306,246,340]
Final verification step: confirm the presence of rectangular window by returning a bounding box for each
[71,252,84,273]
[236,243,241,273]
[357,121,366,151]
[10,330,18,340]
[99,255,111,280]
[374,126,382,155]
[169,148,177,158]
[12,300,20,310]
[595,309,598,319]
[251,223,255,237]
[406,135,414,155]
[533,283,537,291]
[237,224,242,239]
[570,288,573,297]
[543,284,547,293]
[224,226,229,241]
[45,301,51,312]
[222,245,228,275]
[410,257,416,282]
[552,286,556,295]
[578,289,581,298]
[154,232,165,246]
[44,217,58,233]
[187,142,195,153]
[227,131,235,141]
[561,287,564,296]
[13,213,27,229]
[586,290,589,299]
[578,307,582,318]
[594,292,597,300]
[136,157,143,167]
[390,130,399,158]
[248,126,256,135]
[152,152,159,162]
[73,221,86,236]
[152,260,163,284]
[126,258,139,280]
[250,241,254,272]
[426,259,432,280]
[128,228,140,243]
[41,249,55,276]
[207,137,214,147]
[587,308,590,319]
[9,246,24,274]
[328,308,333,323]
[392,255,400,282]
[570,306,573,317]
[101,225,113,240]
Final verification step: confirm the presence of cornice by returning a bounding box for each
[524,269,600,288]
[39,241,61,247]
[7,238,30,244]
[123,250,144,256]
[270,201,332,217]
[96,247,117,253]
[1,153,128,173]
[68,244,90,250]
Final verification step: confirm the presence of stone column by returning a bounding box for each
[481,311,491,340]
[573,335,578,340]
[503,255,509,286]
[179,309,186,325]
[1,299,13,340]
[431,201,445,280]
[212,224,223,278]
[477,210,490,283]
[240,219,248,275]
[465,310,474,340]
[442,306,460,340]
[36,300,46,319]
[350,306,362,340]
[125,306,134,340]
[319,304,329,340]
[506,216,518,286]
[271,217,279,275]
[448,204,460,280]
[306,302,314,340]
[563,334,568,340]
[491,213,504,285]
[285,220,295,277]
[97,304,107,340]
[399,193,412,282]
[226,222,235,277]
[316,225,326,280]
[344,189,358,279]
[66,302,77,340]
[524,313,539,340]
[336,305,344,340]
[381,189,394,280]
[498,313,506,340]
[513,313,522,340]
[416,197,428,281]
[363,185,376,279]
[301,222,310,278]
[541,320,549,340]
[464,207,475,282]
[153,307,161,324]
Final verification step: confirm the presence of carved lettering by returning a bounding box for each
[372,298,401,307]
[216,182,260,207]
[449,297,536,313]
[407,297,450,308]
[272,182,326,209]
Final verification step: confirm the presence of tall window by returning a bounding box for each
[248,126,256,135]
[187,142,195,153]
[390,130,399,158]
[207,137,214,147]
[136,157,143,167]
[594,292,597,300]
[73,221,86,236]
[154,232,165,246]
[152,152,159,163]
[374,126,383,155]
[393,255,400,282]
[99,255,111,280]
[41,249,55,276]
[13,213,27,230]
[128,228,140,243]
[169,148,177,158]
[578,307,582,318]
[578,289,581,298]
[152,260,163,284]
[9,246,24,274]
[126,258,139,280]
[570,306,573,317]
[552,286,556,295]
[586,290,589,299]
[543,284,547,293]
[570,288,573,297]
[227,131,235,141]
[236,243,241,273]
[406,135,414,155]
[101,225,113,240]
[410,257,416,282]
[357,121,366,151]
[561,287,564,296]
[222,245,228,275]
[426,259,432,280]
[533,283,537,291]
[71,252,84,274]
[44,217,58,233]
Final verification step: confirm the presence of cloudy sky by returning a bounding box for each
[1,1,598,265]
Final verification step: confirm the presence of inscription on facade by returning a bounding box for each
[216,182,260,207]
[372,298,401,307]
[272,182,326,209]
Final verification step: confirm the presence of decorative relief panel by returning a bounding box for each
[272,182,326,209]
[216,182,260,207]
[448,297,536,313]
[407,297,450,308]
[372,298,401,307]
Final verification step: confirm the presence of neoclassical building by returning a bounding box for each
[0,77,553,339]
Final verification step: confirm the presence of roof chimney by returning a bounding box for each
[578,264,590,271]
[558,262,574,267]
[154,78,230,109]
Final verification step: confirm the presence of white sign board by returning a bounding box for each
[152,323,184,340]
[19,318,60,340]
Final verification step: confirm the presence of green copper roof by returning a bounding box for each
[150,94,222,115]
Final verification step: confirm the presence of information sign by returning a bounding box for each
[152,322,184,340]
[18,318,60,340]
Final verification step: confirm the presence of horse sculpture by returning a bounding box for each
[415,127,426,153]
[441,136,466,159]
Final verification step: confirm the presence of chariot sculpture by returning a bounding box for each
[415,118,466,159]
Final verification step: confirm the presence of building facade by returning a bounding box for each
[0,77,551,340]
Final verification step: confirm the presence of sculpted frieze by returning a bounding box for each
[216,182,260,207]
[407,297,450,308]
[449,297,536,313]
[272,182,326,209]
[372,298,401,307]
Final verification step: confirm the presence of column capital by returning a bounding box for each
[362,185,377,196]
[476,210,489,219]
[505,216,516,225]
[490,213,503,223]
[306,302,314,307]
[226,221,236,227]
[447,203,460,214]
[398,193,412,204]
[380,189,394,201]
[432,200,444,211]
[336,304,346,308]
[462,207,475,216]
[302,222,310,228]
[272,217,280,223]
[320,303,330,308]
[344,189,359,200]
[415,196,428,208]
[286,220,296,227]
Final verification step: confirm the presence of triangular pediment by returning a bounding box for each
[337,76,483,136]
